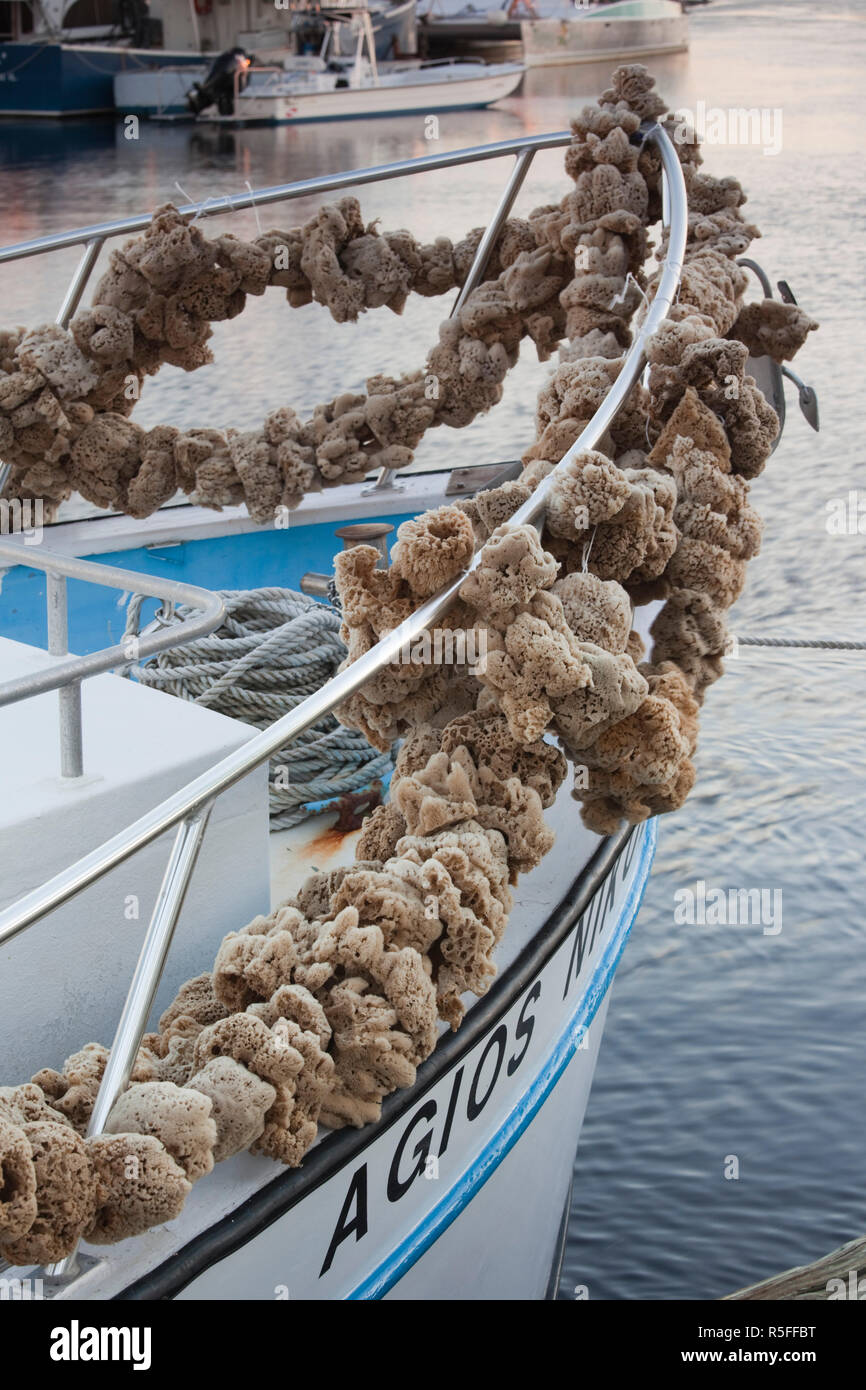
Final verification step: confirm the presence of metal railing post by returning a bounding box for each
[46,570,84,779]
[364,144,538,498]
[0,541,226,707]
[45,800,214,1282]
[56,237,105,330]
[450,146,537,318]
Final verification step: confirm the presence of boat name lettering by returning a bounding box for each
[319,981,541,1278]
[562,827,640,1000]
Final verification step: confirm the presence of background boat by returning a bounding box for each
[0,41,203,118]
[0,0,417,117]
[193,57,526,124]
[522,0,688,68]
[418,0,688,64]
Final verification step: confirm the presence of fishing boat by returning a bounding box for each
[0,0,417,118]
[197,59,524,124]
[419,0,688,66]
[0,1,203,118]
[521,0,688,68]
[116,54,525,123]
[0,73,818,1298]
[114,10,523,124]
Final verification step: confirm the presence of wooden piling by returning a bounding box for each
[726,1235,866,1300]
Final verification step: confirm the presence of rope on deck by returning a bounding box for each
[125,588,394,828]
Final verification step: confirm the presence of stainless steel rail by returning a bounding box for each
[0,132,572,264]
[0,118,686,941]
[0,124,688,1285]
[365,142,540,493]
[0,540,226,776]
[0,131,572,498]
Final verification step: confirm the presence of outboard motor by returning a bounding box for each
[187,48,253,117]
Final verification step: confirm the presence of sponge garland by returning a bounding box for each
[0,64,818,1269]
[0,200,579,520]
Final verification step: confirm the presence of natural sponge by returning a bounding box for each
[105,1081,217,1184]
[390,505,475,598]
[459,523,558,615]
[31,1042,109,1134]
[730,298,818,363]
[0,1115,37,1243]
[85,1132,191,1244]
[0,1082,73,1130]
[553,571,632,651]
[185,1057,276,1162]
[0,1120,97,1266]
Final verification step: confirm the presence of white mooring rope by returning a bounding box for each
[125,588,394,827]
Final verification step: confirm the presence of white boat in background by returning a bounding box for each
[115,11,524,124]
[419,0,688,65]
[115,56,524,123]
[200,58,525,125]
[521,0,688,69]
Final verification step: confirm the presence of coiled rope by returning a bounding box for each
[125,588,394,827]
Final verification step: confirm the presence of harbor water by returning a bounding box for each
[0,0,863,1299]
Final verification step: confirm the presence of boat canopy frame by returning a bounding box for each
[0,124,688,1283]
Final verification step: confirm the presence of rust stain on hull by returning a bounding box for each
[297,824,354,863]
[294,781,384,863]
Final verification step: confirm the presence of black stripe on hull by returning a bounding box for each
[118,825,633,1301]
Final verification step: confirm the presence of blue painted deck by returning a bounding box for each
[0,513,417,656]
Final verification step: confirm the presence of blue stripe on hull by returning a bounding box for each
[346,818,658,1299]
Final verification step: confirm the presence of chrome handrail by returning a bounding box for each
[0,541,226,778]
[0,131,572,263]
[0,542,226,705]
[0,131,573,497]
[0,124,688,1284]
[0,118,686,942]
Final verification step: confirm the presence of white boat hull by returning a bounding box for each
[115,62,524,121]
[521,2,688,68]
[39,815,655,1300]
[208,67,525,124]
[115,66,207,117]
